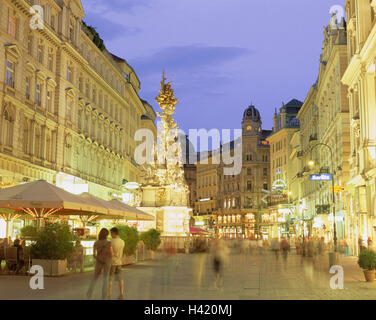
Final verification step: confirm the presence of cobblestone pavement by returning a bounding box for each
[0,250,375,300]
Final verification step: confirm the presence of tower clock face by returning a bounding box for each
[247,111,252,116]
[247,126,252,131]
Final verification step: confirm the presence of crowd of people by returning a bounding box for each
[0,237,27,274]
[0,236,85,275]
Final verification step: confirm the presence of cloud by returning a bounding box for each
[131,45,251,75]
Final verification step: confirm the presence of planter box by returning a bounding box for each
[32,259,67,276]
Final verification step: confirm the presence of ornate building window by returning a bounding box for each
[25,76,31,100]
[46,90,52,112]
[67,64,72,82]
[46,133,51,162]
[85,80,90,98]
[23,120,29,154]
[69,19,75,43]
[6,60,15,88]
[65,135,72,167]
[48,49,54,71]
[36,83,42,106]
[79,76,84,92]
[3,108,14,147]
[8,15,16,38]
[34,127,41,158]
[37,43,43,64]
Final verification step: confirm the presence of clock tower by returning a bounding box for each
[242,104,262,137]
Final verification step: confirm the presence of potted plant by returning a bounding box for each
[115,225,139,265]
[140,229,161,260]
[31,223,77,276]
[358,249,376,282]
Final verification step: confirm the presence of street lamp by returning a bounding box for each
[308,143,338,262]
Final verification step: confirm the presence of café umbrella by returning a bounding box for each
[79,193,144,223]
[0,180,108,230]
[107,199,155,221]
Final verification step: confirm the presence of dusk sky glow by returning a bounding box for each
[82,0,346,135]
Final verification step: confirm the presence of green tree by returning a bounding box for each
[140,229,161,252]
[30,223,77,260]
[115,225,139,256]
[21,225,38,239]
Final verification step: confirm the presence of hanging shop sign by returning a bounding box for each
[272,179,288,192]
[310,174,332,181]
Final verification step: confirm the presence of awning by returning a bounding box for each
[108,199,155,221]
[0,180,107,218]
[189,227,209,234]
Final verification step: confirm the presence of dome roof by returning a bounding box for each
[243,105,261,122]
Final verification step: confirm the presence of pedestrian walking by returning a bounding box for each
[271,238,280,262]
[295,237,301,255]
[280,237,290,265]
[108,227,125,300]
[0,238,9,273]
[262,238,270,255]
[318,237,324,256]
[211,239,228,289]
[359,237,365,254]
[87,228,113,300]
[257,237,263,255]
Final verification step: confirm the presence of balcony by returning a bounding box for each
[319,167,330,174]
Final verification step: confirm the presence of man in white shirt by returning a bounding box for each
[108,227,125,300]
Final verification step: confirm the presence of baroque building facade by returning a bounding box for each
[342,0,376,253]
[290,15,350,247]
[267,99,302,239]
[195,104,271,239]
[0,0,155,235]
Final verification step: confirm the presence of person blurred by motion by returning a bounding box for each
[87,228,113,300]
[271,238,280,262]
[13,239,24,274]
[318,237,325,256]
[161,240,178,292]
[257,237,263,255]
[280,237,290,265]
[262,238,270,255]
[358,237,365,254]
[211,239,228,289]
[0,238,9,273]
[108,227,125,300]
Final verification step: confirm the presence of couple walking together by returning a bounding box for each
[87,227,125,300]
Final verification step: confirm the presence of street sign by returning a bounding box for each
[272,179,287,192]
[310,174,332,181]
